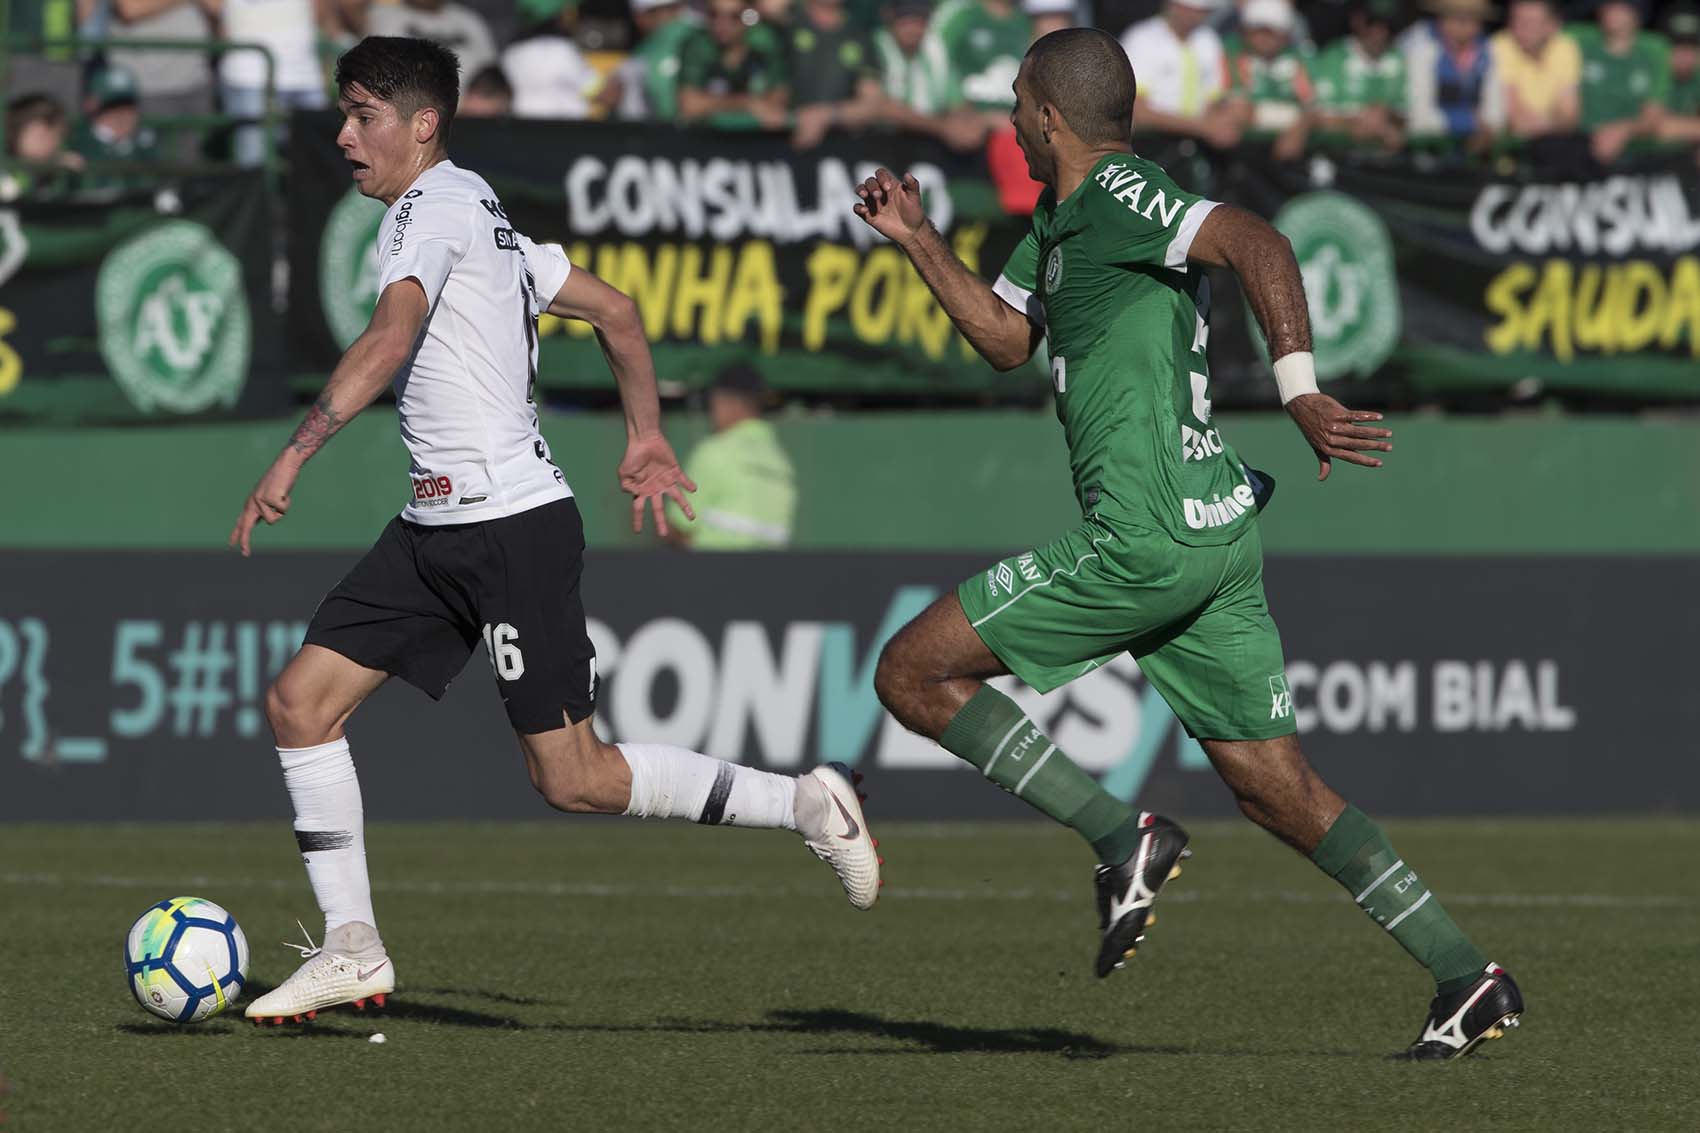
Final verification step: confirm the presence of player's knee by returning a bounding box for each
[264,676,336,748]
[873,637,919,718]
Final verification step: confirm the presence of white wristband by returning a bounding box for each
[1272,351,1320,406]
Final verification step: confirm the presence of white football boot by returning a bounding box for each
[801,762,882,910]
[245,921,396,1024]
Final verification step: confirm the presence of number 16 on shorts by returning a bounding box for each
[482,622,525,681]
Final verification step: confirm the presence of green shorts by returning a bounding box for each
[957,516,1296,741]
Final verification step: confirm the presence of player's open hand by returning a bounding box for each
[228,459,299,556]
[619,433,696,536]
[853,168,927,248]
[1285,393,1392,482]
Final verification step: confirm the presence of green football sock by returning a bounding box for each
[939,685,1144,865]
[1311,805,1487,994]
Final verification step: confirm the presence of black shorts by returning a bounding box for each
[304,497,597,732]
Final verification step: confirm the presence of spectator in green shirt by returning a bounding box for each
[872,0,992,148]
[786,0,887,146]
[598,0,701,122]
[678,2,791,130]
[665,364,797,551]
[1222,0,1313,160]
[1576,0,1670,165]
[1309,0,1406,152]
[69,66,161,194]
[928,0,1032,120]
[1658,2,1700,151]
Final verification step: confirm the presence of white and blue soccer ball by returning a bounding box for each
[124,897,250,1023]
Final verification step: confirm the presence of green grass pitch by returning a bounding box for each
[3,817,1698,1130]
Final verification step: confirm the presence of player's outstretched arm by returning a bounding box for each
[853,167,1038,371]
[544,268,696,536]
[1188,205,1393,482]
[229,280,428,555]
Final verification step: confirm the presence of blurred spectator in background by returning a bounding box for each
[877,0,952,113]
[785,0,885,147]
[929,0,1030,121]
[1023,0,1076,40]
[1658,2,1700,145]
[218,0,328,168]
[71,65,161,191]
[1223,0,1312,159]
[459,64,515,116]
[370,0,499,91]
[1490,0,1580,139]
[677,2,790,128]
[1212,0,1314,48]
[1120,1,1240,147]
[666,364,796,551]
[1,94,85,201]
[105,0,216,152]
[1309,0,1406,152]
[502,2,604,118]
[1404,0,1504,146]
[1576,0,1668,165]
[600,0,697,120]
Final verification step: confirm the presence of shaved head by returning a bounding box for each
[1021,28,1136,146]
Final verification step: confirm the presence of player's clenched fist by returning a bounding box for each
[852,168,927,247]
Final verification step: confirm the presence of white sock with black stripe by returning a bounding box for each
[617,743,812,835]
[278,738,377,938]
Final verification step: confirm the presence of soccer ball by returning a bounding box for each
[124,897,250,1023]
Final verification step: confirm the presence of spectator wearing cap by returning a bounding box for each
[1575,0,1669,165]
[459,65,515,117]
[1120,1,1241,148]
[664,364,797,551]
[217,0,328,168]
[677,2,790,129]
[1658,2,1700,145]
[785,0,886,148]
[871,0,990,148]
[598,0,698,121]
[1490,0,1581,140]
[1223,0,1313,160]
[1024,0,1077,41]
[1212,0,1314,49]
[371,0,500,95]
[1310,0,1407,152]
[500,2,604,119]
[1404,0,1504,146]
[70,66,161,193]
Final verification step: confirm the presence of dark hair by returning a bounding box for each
[1022,28,1135,146]
[7,92,67,131]
[466,64,513,100]
[335,36,461,140]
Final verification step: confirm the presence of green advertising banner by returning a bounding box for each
[0,172,287,423]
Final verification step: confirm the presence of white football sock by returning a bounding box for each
[617,742,804,832]
[278,738,379,941]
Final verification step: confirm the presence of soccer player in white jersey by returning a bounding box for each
[228,36,880,1024]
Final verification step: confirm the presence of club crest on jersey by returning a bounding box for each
[412,472,453,507]
[1044,247,1063,292]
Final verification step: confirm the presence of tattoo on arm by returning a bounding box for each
[286,395,345,459]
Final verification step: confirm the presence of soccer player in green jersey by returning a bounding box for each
[853,27,1523,1061]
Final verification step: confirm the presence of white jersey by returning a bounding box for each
[373,161,574,526]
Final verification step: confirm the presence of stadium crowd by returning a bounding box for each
[4,0,1699,196]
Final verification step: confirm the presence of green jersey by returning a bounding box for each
[928,0,1030,111]
[629,18,698,121]
[677,23,788,129]
[1575,27,1669,128]
[784,14,878,107]
[995,153,1257,547]
[1309,37,1405,116]
[875,28,954,114]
